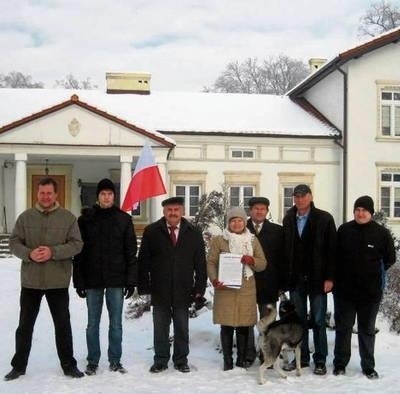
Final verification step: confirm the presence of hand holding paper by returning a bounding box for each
[241,255,254,265]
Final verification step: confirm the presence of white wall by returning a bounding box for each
[346,42,400,234]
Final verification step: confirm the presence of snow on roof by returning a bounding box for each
[0,88,338,138]
[288,27,400,96]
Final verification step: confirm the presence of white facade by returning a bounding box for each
[2,28,400,235]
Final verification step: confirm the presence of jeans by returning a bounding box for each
[152,305,189,366]
[11,287,77,372]
[290,278,328,364]
[86,288,124,365]
[333,295,380,371]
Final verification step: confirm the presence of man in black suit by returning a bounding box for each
[245,196,284,364]
[138,197,207,374]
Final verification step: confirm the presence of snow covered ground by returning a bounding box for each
[1,257,400,394]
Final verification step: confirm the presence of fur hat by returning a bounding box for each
[353,195,374,215]
[226,207,247,223]
[96,178,115,197]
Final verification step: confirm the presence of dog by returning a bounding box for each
[257,298,303,384]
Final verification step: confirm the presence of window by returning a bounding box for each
[277,172,314,222]
[283,186,295,216]
[175,185,200,217]
[230,149,255,159]
[380,90,400,136]
[380,172,400,218]
[229,186,254,213]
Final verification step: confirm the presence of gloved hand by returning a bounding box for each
[212,279,225,289]
[241,255,255,265]
[124,286,135,299]
[76,288,87,298]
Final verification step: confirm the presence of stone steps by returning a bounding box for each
[0,234,11,258]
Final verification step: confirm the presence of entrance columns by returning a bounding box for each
[15,153,27,219]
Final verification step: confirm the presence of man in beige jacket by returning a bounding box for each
[4,177,84,381]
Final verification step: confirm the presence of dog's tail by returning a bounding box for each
[257,304,277,334]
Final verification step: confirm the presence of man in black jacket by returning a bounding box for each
[138,197,207,374]
[245,196,284,364]
[333,196,395,380]
[73,178,137,375]
[282,184,336,375]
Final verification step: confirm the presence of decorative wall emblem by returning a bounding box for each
[68,118,80,137]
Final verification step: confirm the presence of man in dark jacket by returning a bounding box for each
[73,178,137,375]
[138,197,207,374]
[333,196,395,380]
[282,184,336,375]
[245,196,284,364]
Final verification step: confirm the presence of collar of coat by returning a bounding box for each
[35,201,60,214]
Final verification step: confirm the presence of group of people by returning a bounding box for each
[4,177,396,383]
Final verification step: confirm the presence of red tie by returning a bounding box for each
[169,226,177,246]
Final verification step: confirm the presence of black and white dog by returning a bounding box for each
[257,297,303,384]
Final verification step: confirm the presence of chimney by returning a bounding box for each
[106,72,151,94]
[308,58,327,73]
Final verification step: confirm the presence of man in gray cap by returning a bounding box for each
[138,196,207,374]
[282,184,336,375]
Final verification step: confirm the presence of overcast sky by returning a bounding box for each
[0,0,381,91]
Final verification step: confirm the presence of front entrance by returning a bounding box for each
[31,175,66,207]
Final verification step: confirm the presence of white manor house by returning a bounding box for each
[1,28,400,238]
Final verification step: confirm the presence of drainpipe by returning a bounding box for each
[335,65,348,223]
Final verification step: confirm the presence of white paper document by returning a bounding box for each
[218,253,242,288]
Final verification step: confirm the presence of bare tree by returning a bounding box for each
[358,0,400,37]
[210,55,308,95]
[55,74,98,89]
[0,71,44,88]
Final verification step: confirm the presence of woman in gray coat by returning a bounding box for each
[207,207,266,370]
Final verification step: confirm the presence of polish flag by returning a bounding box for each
[121,142,167,212]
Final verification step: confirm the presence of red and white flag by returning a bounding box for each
[121,142,166,212]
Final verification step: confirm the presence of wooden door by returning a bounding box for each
[31,175,66,207]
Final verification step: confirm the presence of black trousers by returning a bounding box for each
[333,294,380,371]
[152,305,189,366]
[11,287,77,372]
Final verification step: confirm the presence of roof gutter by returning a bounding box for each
[335,65,348,223]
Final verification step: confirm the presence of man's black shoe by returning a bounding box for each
[282,359,309,371]
[109,362,127,373]
[174,363,190,373]
[149,364,168,373]
[314,362,327,375]
[4,368,25,381]
[85,364,98,376]
[363,368,379,379]
[333,366,346,376]
[63,366,84,378]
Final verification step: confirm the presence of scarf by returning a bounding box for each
[222,228,254,279]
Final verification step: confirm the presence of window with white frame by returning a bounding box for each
[278,172,314,222]
[175,185,201,217]
[381,90,400,136]
[230,149,255,159]
[229,185,254,213]
[380,171,400,218]
[283,186,295,216]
